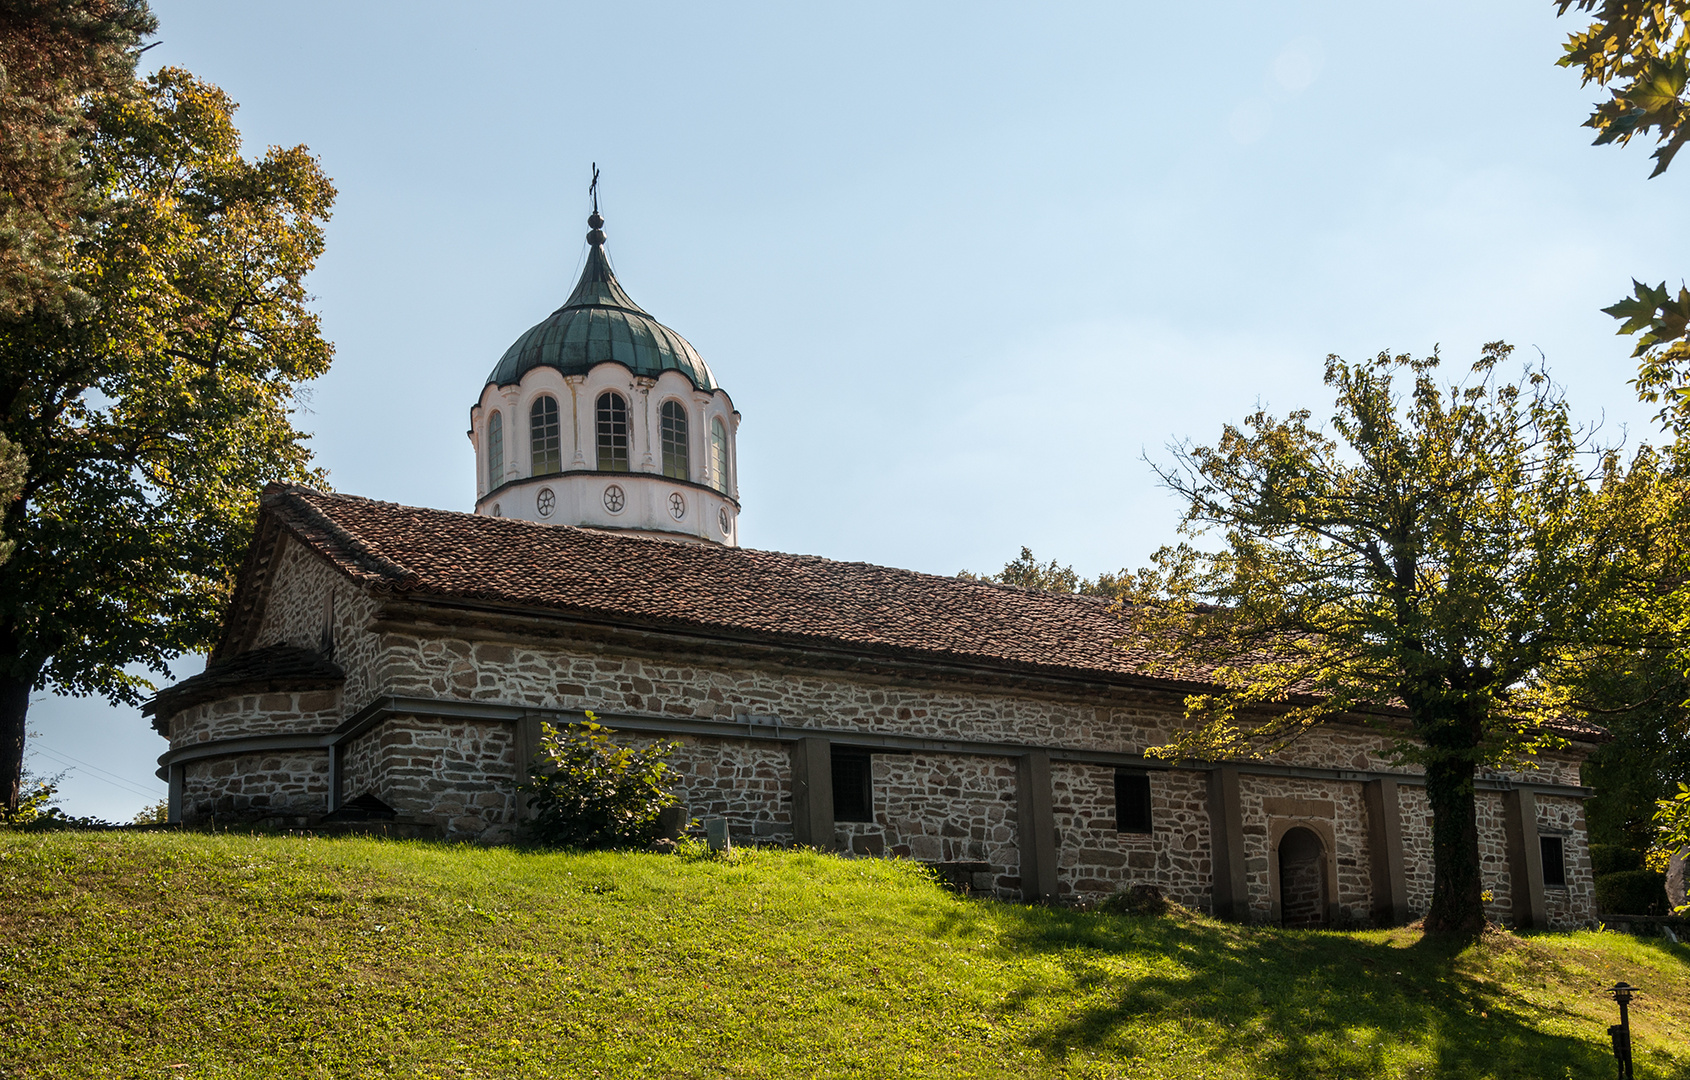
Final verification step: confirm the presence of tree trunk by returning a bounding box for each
[0,667,29,813]
[1421,749,1487,937]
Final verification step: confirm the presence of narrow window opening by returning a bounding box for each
[596,392,630,472]
[709,417,729,493]
[831,748,874,823]
[530,397,561,476]
[660,400,690,480]
[1114,771,1152,834]
[486,410,503,489]
[1540,835,1567,888]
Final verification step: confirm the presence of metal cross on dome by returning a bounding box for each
[589,163,600,214]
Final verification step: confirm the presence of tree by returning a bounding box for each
[1126,345,1631,936]
[0,35,335,809]
[1555,1,1690,435]
[958,546,1122,595]
[0,432,21,564]
[0,0,156,319]
[1553,444,1690,857]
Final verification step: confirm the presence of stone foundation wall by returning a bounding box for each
[180,750,329,823]
[338,714,518,843]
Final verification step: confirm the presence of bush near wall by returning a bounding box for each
[1595,869,1670,915]
[1589,843,1645,876]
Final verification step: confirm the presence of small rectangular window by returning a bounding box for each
[831,748,874,823]
[1541,835,1567,888]
[1115,771,1152,834]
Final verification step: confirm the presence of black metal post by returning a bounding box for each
[1607,982,1636,1080]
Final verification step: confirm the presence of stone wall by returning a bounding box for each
[1050,763,1212,909]
[660,735,793,845]
[338,714,518,843]
[253,541,384,708]
[1398,784,1434,919]
[180,749,330,823]
[377,632,1203,757]
[160,550,1599,923]
[1540,795,1595,927]
[1239,775,1373,925]
[832,753,1022,898]
[169,689,343,747]
[1476,791,1515,925]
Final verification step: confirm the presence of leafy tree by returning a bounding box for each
[520,716,682,849]
[1555,1,1690,435]
[0,0,156,318]
[959,546,1122,595]
[1126,345,1634,937]
[0,432,21,564]
[1554,1,1690,887]
[128,797,166,825]
[1552,444,1690,857]
[0,24,336,809]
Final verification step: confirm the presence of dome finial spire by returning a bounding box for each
[586,163,605,247]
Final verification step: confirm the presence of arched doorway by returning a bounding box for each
[1278,827,1328,928]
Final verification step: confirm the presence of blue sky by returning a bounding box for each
[30,1,1684,818]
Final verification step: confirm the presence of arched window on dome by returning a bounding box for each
[596,391,630,472]
[530,396,561,476]
[709,417,729,494]
[659,400,689,480]
[486,410,504,490]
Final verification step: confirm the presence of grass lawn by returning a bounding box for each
[1,831,1686,1079]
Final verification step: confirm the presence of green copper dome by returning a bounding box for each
[485,218,718,392]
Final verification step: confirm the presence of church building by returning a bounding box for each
[148,209,1601,929]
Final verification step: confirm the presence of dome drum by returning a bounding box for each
[468,211,741,546]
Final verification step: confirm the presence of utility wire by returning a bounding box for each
[27,742,164,800]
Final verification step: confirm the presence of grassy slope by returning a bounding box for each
[1,833,1687,1080]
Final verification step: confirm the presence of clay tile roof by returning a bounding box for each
[258,484,1164,686]
[247,485,1608,745]
[144,643,344,733]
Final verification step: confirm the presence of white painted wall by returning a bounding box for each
[468,361,741,545]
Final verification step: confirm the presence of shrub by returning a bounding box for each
[1595,870,1669,915]
[1,772,112,830]
[130,800,169,825]
[519,715,681,849]
[1101,884,1170,917]
[1590,843,1644,876]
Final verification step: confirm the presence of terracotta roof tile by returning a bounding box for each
[260,485,1164,685]
[251,486,1606,745]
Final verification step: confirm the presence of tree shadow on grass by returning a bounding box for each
[984,907,1689,1080]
